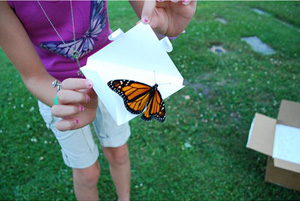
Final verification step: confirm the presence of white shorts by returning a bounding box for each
[38,100,131,169]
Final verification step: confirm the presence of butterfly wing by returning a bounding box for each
[89,0,106,37]
[141,87,166,123]
[40,38,93,60]
[107,80,152,114]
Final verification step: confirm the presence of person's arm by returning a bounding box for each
[0,2,97,131]
[0,2,56,106]
[129,0,197,37]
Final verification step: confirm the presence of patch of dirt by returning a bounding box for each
[184,80,215,99]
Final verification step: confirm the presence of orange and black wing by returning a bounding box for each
[107,80,152,114]
[141,88,166,123]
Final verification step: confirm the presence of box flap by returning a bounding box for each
[277,100,300,128]
[246,113,276,156]
[265,157,300,191]
[274,158,300,174]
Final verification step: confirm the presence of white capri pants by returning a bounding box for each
[38,100,131,169]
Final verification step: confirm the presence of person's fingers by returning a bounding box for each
[55,118,79,131]
[61,78,93,90]
[57,89,90,105]
[141,0,156,24]
[51,104,84,118]
[55,110,96,131]
[182,0,190,5]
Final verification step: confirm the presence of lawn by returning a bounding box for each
[1,1,300,200]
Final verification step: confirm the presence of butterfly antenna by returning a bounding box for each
[153,70,157,84]
[153,70,172,86]
[159,82,172,86]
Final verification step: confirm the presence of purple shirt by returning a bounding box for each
[8,0,111,81]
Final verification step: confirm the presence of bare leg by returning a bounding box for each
[103,144,131,201]
[72,161,100,201]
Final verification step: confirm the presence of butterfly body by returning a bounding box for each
[107,80,166,123]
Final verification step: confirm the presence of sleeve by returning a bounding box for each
[7,0,15,9]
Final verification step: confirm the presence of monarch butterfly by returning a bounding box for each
[107,80,166,123]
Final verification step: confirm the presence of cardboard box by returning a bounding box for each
[247,100,300,191]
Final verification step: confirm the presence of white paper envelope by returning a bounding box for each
[81,23,184,125]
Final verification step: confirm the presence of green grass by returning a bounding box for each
[1,1,300,200]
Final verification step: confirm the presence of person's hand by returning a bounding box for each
[141,0,197,37]
[51,78,98,131]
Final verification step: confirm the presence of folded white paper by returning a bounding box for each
[81,23,184,125]
[273,124,300,165]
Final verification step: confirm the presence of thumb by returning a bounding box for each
[141,0,156,24]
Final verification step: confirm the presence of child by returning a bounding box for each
[0,0,196,200]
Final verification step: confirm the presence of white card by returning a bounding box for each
[81,23,184,125]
